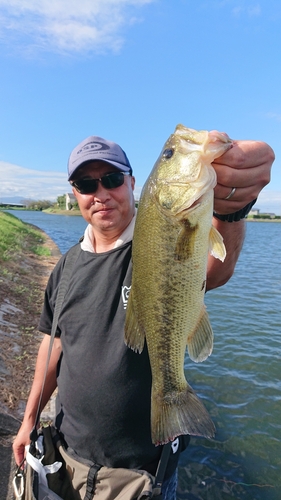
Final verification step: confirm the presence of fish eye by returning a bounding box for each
[162,148,174,159]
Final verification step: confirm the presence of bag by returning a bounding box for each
[13,425,169,500]
[13,426,75,500]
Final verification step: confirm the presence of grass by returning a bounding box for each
[0,211,51,260]
[0,211,60,413]
[44,207,81,215]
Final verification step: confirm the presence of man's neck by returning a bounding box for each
[93,232,121,253]
[80,213,136,254]
[92,215,136,253]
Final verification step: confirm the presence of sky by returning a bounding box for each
[0,0,280,214]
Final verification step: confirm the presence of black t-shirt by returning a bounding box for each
[39,242,189,477]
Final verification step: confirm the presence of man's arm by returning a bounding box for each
[206,139,275,291]
[12,334,62,465]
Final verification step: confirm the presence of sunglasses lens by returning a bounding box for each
[73,179,98,194]
[101,173,125,189]
[72,172,127,194]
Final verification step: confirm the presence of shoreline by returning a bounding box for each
[0,224,61,499]
[246,218,281,222]
[3,208,280,221]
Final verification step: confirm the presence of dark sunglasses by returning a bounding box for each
[71,171,131,194]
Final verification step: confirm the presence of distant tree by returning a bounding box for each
[57,195,66,209]
[26,200,54,210]
[20,198,33,207]
[253,214,271,220]
[71,199,80,210]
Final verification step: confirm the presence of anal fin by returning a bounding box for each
[187,307,213,362]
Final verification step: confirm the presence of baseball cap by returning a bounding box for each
[67,136,132,180]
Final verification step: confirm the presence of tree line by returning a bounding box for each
[22,195,79,211]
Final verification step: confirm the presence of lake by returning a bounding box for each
[8,211,281,499]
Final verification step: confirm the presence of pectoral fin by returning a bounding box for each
[124,288,146,353]
[187,307,213,362]
[209,225,226,262]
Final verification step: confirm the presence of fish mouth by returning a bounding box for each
[174,125,233,155]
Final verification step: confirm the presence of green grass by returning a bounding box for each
[0,211,51,260]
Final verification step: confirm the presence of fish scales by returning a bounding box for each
[125,124,232,445]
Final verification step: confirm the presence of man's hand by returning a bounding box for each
[12,335,61,465]
[13,423,32,466]
[206,137,275,291]
[212,139,275,214]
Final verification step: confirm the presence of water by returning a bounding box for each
[7,210,87,254]
[178,222,281,500]
[7,212,281,499]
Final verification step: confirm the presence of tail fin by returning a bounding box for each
[151,383,215,445]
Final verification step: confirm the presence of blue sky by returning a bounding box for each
[0,0,280,213]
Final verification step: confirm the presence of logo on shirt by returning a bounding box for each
[121,286,131,309]
[171,438,179,454]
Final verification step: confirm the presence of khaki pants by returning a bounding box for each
[58,444,156,500]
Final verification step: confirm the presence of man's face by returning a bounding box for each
[71,161,135,237]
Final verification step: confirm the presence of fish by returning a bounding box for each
[124,124,232,445]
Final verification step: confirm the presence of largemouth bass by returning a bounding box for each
[124,124,232,445]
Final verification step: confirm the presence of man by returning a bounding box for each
[13,133,274,499]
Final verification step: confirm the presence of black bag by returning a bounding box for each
[13,425,171,500]
[13,425,77,500]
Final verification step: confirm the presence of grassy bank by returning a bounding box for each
[0,211,52,260]
[44,207,82,216]
[0,211,60,413]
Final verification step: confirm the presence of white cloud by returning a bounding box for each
[0,0,154,55]
[232,6,243,16]
[266,112,281,122]
[231,3,261,18]
[0,161,70,201]
[248,4,261,17]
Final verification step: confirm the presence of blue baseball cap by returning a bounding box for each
[68,135,132,180]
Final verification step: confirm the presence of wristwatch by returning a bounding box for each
[213,199,257,223]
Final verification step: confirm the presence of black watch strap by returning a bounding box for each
[213,199,257,223]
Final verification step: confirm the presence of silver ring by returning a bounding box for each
[224,187,236,200]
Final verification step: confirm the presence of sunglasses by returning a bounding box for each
[71,171,131,194]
